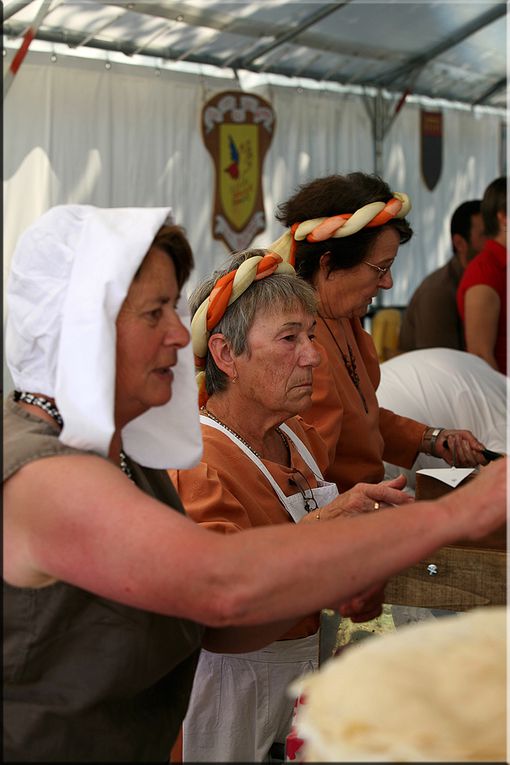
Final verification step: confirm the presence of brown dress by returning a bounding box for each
[169,415,330,639]
[301,314,426,491]
[3,394,204,763]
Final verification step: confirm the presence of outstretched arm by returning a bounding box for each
[4,454,506,628]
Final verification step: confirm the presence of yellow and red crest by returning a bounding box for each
[202,91,276,251]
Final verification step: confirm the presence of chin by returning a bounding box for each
[352,305,370,318]
[291,393,313,413]
[155,391,173,407]
[146,386,173,410]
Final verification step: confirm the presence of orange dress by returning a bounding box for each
[303,314,426,491]
[169,415,330,639]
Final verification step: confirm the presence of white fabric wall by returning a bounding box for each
[3,52,503,391]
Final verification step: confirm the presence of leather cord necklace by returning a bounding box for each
[318,316,368,413]
[201,407,290,463]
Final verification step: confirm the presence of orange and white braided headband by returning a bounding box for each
[191,251,295,407]
[269,192,411,265]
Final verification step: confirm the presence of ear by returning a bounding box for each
[319,251,334,279]
[496,209,507,231]
[452,233,467,260]
[208,333,237,378]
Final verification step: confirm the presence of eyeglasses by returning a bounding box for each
[289,469,318,513]
[362,260,394,279]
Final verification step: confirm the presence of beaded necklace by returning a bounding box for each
[201,407,290,463]
[318,316,368,413]
[15,391,64,427]
[14,391,134,481]
[118,450,134,481]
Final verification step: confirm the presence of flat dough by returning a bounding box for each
[291,607,507,762]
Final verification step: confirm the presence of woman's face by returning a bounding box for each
[234,303,321,419]
[115,247,190,426]
[314,227,400,319]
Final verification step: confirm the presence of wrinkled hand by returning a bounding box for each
[319,474,413,521]
[432,429,487,467]
[337,582,386,623]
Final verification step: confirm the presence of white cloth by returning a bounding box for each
[5,204,202,469]
[183,632,320,763]
[183,419,337,762]
[376,348,507,491]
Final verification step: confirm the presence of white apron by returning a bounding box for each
[182,418,339,762]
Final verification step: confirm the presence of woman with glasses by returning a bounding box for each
[4,207,505,763]
[169,249,414,762]
[271,172,488,492]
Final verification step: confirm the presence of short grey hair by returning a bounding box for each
[189,248,317,397]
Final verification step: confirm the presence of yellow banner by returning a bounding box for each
[219,124,259,231]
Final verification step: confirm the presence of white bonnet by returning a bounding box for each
[6,204,202,469]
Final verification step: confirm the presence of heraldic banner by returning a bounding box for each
[202,91,276,252]
[420,110,443,192]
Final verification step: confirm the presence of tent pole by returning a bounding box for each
[4,0,54,100]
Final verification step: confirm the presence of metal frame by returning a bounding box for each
[3,0,507,107]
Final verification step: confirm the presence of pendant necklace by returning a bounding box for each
[201,407,290,463]
[318,317,368,413]
[14,391,134,481]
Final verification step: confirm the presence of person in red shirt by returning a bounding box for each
[457,177,507,374]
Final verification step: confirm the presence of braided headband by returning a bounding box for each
[269,192,411,265]
[191,252,295,406]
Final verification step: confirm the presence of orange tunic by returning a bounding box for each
[302,314,426,491]
[169,416,330,639]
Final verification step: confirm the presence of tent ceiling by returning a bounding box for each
[3,0,508,109]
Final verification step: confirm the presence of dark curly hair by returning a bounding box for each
[275,173,413,282]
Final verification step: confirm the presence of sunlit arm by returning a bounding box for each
[463,284,500,371]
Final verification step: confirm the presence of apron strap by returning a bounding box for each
[279,423,325,478]
[200,415,293,511]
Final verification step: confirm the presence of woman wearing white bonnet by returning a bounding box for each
[3,204,507,762]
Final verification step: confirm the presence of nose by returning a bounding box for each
[163,310,190,349]
[300,337,321,368]
[379,270,393,290]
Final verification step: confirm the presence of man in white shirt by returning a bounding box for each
[377,347,506,492]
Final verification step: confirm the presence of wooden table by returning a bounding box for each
[384,524,506,611]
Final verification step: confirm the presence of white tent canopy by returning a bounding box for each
[3,0,507,392]
[4,0,507,108]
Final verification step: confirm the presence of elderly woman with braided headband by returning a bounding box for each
[272,172,488,492]
[170,248,417,762]
[4,205,504,762]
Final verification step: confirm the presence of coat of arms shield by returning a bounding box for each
[202,91,276,251]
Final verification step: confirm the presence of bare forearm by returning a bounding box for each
[201,503,447,626]
[10,455,505,632]
[464,285,500,369]
[192,461,506,627]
